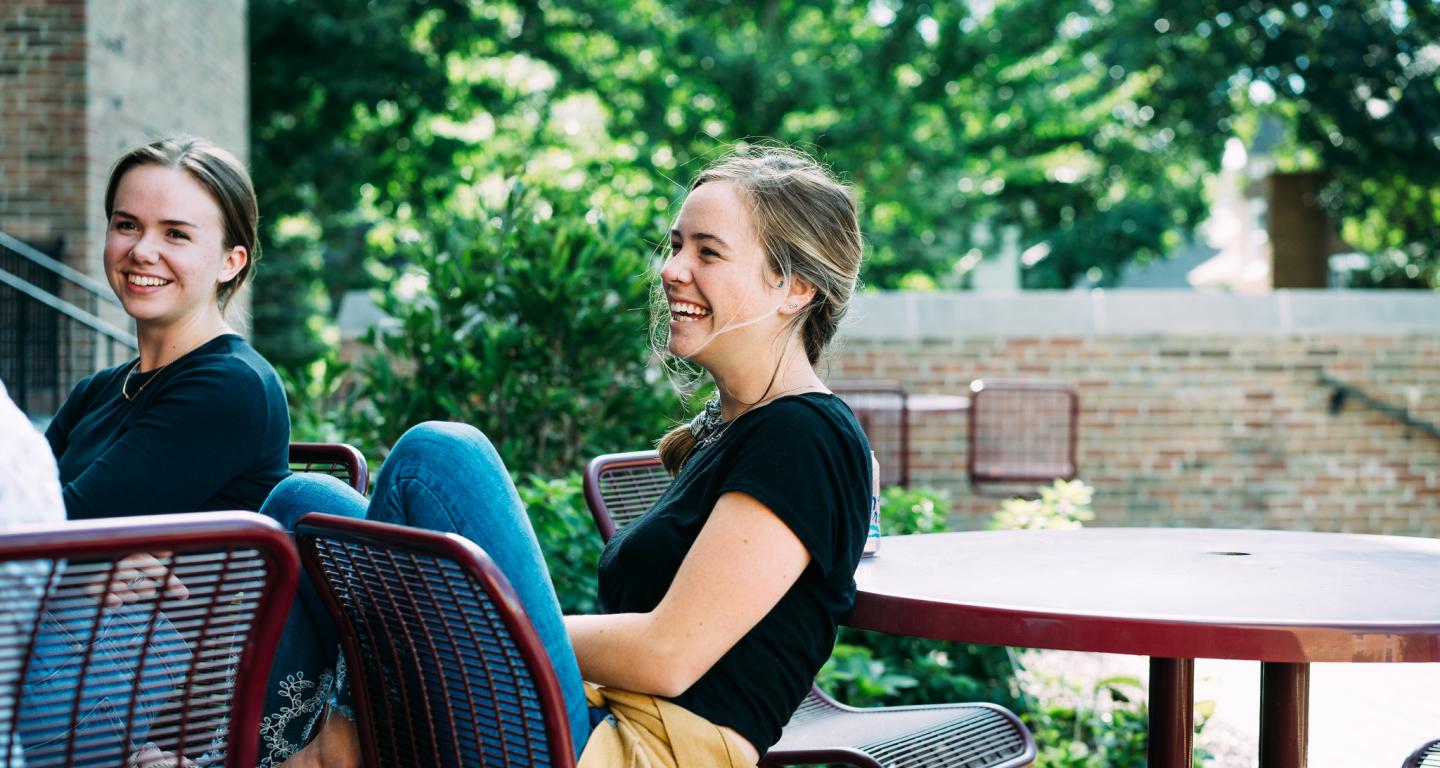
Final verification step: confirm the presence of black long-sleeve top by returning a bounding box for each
[45,333,291,519]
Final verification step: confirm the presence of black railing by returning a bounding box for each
[1319,371,1440,443]
[0,231,136,421]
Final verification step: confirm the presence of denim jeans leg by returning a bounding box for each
[256,473,368,766]
[365,421,592,758]
[18,602,188,765]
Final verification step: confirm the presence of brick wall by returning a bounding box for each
[0,0,88,264]
[829,291,1440,536]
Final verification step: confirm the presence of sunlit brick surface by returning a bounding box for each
[831,292,1440,535]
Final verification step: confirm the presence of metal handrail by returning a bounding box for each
[0,230,121,307]
[1319,372,1440,443]
[1,230,137,418]
[0,266,136,348]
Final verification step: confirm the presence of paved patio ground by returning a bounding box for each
[1020,650,1440,766]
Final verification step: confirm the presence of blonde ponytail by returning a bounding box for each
[657,422,698,475]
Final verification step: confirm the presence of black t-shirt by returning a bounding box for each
[45,333,291,519]
[595,392,871,752]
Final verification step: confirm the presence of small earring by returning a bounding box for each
[787,303,800,310]
[776,279,785,287]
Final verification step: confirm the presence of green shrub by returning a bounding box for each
[349,181,681,477]
[1023,674,1214,768]
[274,179,681,613]
[516,471,601,615]
[988,479,1096,531]
[1024,675,1149,768]
[279,353,355,446]
[878,484,950,535]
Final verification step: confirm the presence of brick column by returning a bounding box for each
[0,0,89,267]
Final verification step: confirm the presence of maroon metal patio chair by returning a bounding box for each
[289,441,370,495]
[1404,740,1440,767]
[967,379,1078,497]
[583,450,1037,768]
[830,379,912,487]
[0,511,297,768]
[296,513,577,768]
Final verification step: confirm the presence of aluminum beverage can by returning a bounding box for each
[862,450,881,557]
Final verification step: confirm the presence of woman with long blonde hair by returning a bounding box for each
[269,145,872,767]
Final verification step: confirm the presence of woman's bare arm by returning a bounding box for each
[564,490,810,697]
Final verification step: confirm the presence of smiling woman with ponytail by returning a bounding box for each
[654,146,863,476]
[265,145,873,768]
[28,135,291,768]
[45,134,289,521]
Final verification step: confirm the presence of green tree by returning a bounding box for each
[1159,1,1440,286]
[251,0,1439,366]
[249,0,475,368]
[349,181,680,477]
[501,0,1222,288]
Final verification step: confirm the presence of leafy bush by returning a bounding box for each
[516,471,601,615]
[349,181,682,477]
[878,484,951,535]
[1024,676,1150,768]
[989,479,1096,531]
[279,353,355,446]
[1023,673,1214,768]
[274,179,682,612]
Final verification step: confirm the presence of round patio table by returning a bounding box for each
[848,528,1440,768]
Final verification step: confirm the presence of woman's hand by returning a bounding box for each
[91,551,190,607]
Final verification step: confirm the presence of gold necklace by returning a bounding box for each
[121,360,172,401]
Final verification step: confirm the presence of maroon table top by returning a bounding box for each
[849,528,1440,664]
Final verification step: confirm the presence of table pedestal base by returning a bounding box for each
[1260,662,1310,768]
[1149,657,1196,768]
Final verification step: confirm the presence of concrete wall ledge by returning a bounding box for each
[841,290,1440,339]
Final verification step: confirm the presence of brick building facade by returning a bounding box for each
[1,0,88,265]
[1,0,248,296]
[829,291,1440,536]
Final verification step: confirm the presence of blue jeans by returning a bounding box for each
[259,421,592,763]
[18,599,190,765]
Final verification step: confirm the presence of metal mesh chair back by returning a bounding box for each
[289,442,370,495]
[851,706,1034,768]
[968,379,1078,496]
[1405,740,1440,768]
[829,380,910,487]
[296,513,576,768]
[0,512,297,768]
[583,451,671,542]
[765,685,1035,768]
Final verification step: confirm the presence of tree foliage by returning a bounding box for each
[1161,1,1439,286]
[251,0,1439,366]
[349,183,680,477]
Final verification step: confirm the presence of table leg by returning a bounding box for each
[1260,661,1310,768]
[1148,657,1195,768]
